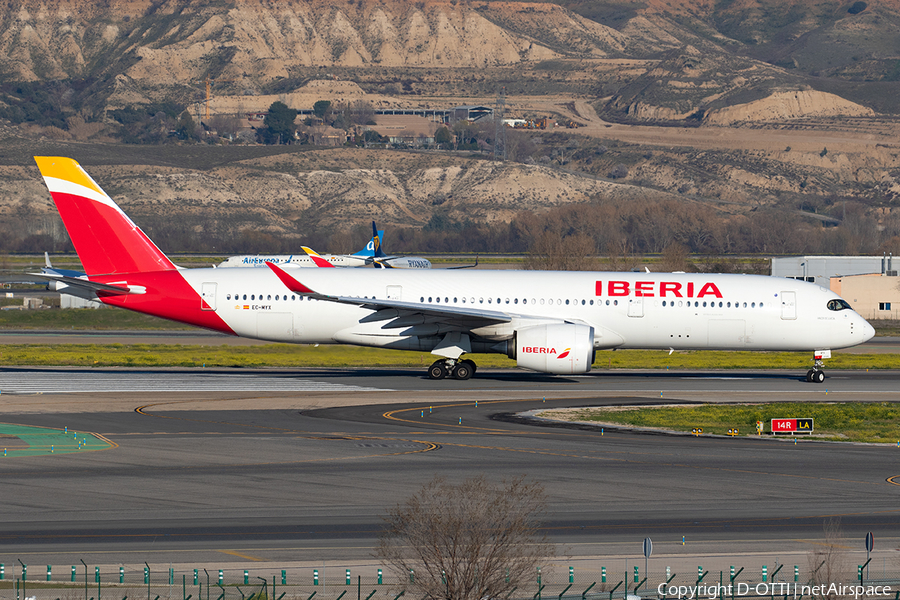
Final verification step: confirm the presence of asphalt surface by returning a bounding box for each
[0,366,898,567]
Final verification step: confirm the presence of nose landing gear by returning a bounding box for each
[428,358,477,380]
[805,350,830,383]
[805,369,825,383]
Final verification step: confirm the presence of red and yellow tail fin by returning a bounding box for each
[34,157,176,276]
[301,246,336,268]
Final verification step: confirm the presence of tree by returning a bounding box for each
[526,231,596,270]
[260,101,298,144]
[435,126,453,146]
[175,111,199,141]
[807,518,848,600]
[313,99,332,119]
[377,475,555,600]
[660,242,691,272]
[608,163,628,179]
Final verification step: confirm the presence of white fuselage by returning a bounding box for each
[178,268,874,353]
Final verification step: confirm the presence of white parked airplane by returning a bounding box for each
[33,156,875,382]
[218,222,432,269]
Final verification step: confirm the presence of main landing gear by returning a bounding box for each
[428,358,477,380]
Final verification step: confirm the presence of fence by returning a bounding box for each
[2,557,899,600]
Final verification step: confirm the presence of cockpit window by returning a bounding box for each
[827,299,852,311]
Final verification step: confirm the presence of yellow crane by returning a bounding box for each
[197,76,235,120]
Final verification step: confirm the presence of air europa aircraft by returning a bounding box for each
[218,222,433,269]
[34,156,875,382]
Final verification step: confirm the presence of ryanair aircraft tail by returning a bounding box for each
[351,222,387,259]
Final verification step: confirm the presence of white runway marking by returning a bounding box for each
[0,372,382,394]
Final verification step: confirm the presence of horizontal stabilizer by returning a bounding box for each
[31,272,137,295]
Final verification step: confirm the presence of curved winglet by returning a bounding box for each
[266,262,318,294]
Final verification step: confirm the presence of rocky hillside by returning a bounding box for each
[3,0,898,112]
[0,0,675,84]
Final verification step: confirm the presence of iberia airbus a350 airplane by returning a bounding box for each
[34,157,875,382]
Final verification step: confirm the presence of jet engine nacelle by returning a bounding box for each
[509,323,595,374]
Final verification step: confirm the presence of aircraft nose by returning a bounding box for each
[860,318,876,343]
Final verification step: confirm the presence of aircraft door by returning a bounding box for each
[201,282,217,311]
[780,291,797,320]
[627,297,643,317]
[387,285,402,301]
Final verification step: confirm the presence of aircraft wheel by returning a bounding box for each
[805,369,815,382]
[461,359,476,374]
[813,370,825,384]
[428,361,448,380]
[452,361,473,381]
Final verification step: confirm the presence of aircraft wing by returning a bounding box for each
[266,262,511,329]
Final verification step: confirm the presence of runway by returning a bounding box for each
[1,366,899,567]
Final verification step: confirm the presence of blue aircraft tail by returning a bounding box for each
[352,222,386,258]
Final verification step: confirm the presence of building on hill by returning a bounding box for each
[451,105,493,122]
[364,115,441,146]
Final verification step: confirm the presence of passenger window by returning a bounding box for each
[251,295,255,300]
[267,295,271,301]
[454,297,458,303]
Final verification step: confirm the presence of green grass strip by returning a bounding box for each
[0,344,896,369]
[0,423,113,457]
[0,343,518,368]
[550,402,900,444]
